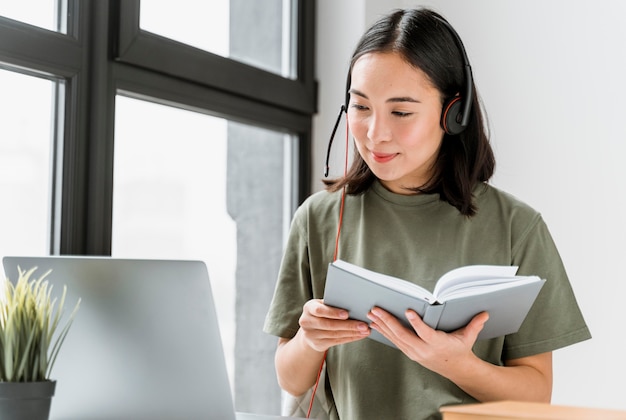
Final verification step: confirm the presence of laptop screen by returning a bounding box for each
[2,256,237,420]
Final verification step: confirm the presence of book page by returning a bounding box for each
[437,276,542,302]
[433,265,519,299]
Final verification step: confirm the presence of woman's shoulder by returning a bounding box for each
[475,183,542,221]
[293,188,345,221]
[300,188,344,209]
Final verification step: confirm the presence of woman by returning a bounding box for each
[264,8,590,420]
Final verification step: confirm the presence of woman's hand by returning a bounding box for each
[367,307,488,376]
[298,299,371,352]
[274,299,370,396]
[366,307,553,402]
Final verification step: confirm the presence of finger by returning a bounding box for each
[462,311,489,342]
[317,322,370,339]
[369,308,427,355]
[405,309,436,342]
[300,310,370,341]
[308,318,370,336]
[312,300,372,335]
[367,307,399,329]
[308,299,349,320]
[301,301,368,333]
[368,307,408,340]
[309,333,370,351]
[301,320,370,352]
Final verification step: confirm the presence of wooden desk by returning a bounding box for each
[440,401,626,420]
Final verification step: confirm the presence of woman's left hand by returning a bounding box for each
[367,307,489,377]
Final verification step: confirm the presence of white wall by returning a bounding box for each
[315,0,626,410]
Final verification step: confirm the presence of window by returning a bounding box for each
[0,69,59,257]
[112,96,297,391]
[0,0,67,33]
[0,1,315,415]
[116,0,315,115]
[140,0,296,78]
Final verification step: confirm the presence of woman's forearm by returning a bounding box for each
[275,331,327,397]
[446,352,553,403]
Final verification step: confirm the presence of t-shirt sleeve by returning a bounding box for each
[263,203,313,339]
[503,215,591,360]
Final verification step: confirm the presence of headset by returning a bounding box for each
[435,16,474,136]
[324,14,474,177]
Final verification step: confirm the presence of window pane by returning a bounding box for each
[0,0,67,33]
[140,0,296,78]
[112,95,295,414]
[0,69,56,258]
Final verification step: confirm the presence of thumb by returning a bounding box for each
[464,311,489,341]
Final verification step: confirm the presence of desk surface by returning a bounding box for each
[440,401,626,420]
[236,413,304,420]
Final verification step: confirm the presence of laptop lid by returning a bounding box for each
[2,256,237,420]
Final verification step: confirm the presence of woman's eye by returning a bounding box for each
[351,104,369,111]
[392,111,412,117]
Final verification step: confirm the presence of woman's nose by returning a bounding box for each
[367,114,392,144]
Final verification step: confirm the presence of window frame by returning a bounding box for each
[0,0,315,256]
[113,0,317,115]
[0,2,90,255]
[1,1,316,413]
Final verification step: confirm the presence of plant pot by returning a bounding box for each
[0,380,56,420]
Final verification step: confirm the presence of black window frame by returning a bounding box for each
[114,0,317,115]
[0,0,316,256]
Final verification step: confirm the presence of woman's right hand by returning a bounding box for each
[298,299,371,352]
[275,299,370,395]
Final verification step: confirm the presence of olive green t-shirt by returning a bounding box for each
[264,181,591,420]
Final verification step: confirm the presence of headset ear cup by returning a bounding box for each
[441,96,465,135]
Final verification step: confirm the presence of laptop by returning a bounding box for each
[2,256,301,420]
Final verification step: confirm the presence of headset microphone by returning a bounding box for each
[324,104,347,177]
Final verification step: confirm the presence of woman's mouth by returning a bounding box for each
[371,151,398,163]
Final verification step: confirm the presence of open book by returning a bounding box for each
[323,259,545,346]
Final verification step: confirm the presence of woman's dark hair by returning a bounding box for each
[324,8,495,217]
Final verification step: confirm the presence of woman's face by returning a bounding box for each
[348,52,445,195]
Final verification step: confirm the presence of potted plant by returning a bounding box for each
[0,266,80,420]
